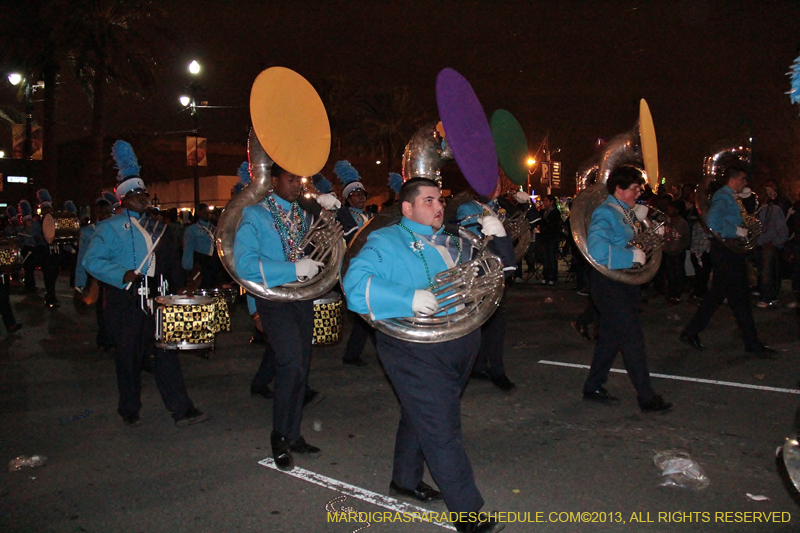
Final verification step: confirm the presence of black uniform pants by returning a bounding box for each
[0,274,17,329]
[377,329,484,514]
[96,283,113,349]
[343,312,375,362]
[251,342,276,390]
[473,303,506,377]
[255,297,313,442]
[584,270,656,405]
[684,241,760,350]
[105,284,194,419]
[43,246,60,301]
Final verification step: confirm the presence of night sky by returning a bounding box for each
[6,0,800,192]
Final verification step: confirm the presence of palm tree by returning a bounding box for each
[56,0,171,186]
[347,86,430,172]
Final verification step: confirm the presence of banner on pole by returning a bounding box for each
[551,161,561,189]
[12,124,42,159]
[186,136,207,167]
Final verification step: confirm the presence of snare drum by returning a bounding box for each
[0,239,22,273]
[155,295,218,350]
[42,211,81,243]
[312,292,343,345]
[194,285,238,305]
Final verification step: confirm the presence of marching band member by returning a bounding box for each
[83,140,208,428]
[17,200,41,293]
[334,160,371,240]
[334,162,375,366]
[455,181,517,392]
[311,172,341,212]
[37,189,61,308]
[680,166,775,354]
[582,166,672,412]
[182,203,221,289]
[343,178,504,533]
[0,207,21,333]
[76,194,115,352]
[233,162,323,470]
[3,206,20,240]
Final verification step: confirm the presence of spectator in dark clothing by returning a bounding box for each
[662,201,690,304]
[535,195,562,285]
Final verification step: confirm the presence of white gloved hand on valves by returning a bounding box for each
[412,289,439,315]
[632,248,646,266]
[478,216,507,237]
[295,258,325,281]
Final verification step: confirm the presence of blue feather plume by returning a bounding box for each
[388,172,404,194]
[6,206,17,218]
[63,200,77,214]
[37,189,52,204]
[312,173,333,194]
[102,191,118,205]
[111,140,141,181]
[18,200,32,217]
[789,55,800,107]
[237,161,251,185]
[334,160,361,186]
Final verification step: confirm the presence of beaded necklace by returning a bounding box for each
[397,222,462,291]
[611,196,641,235]
[265,194,309,262]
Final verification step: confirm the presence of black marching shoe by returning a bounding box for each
[455,512,506,533]
[271,430,294,471]
[250,384,274,399]
[289,436,321,455]
[571,320,593,342]
[175,407,210,427]
[679,331,704,350]
[122,413,141,427]
[746,343,777,358]
[490,374,516,391]
[389,480,443,504]
[583,386,619,403]
[303,388,326,409]
[640,395,673,413]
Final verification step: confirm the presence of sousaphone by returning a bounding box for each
[694,136,760,253]
[571,99,664,285]
[340,68,505,343]
[215,67,345,302]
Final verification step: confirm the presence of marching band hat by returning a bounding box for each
[112,140,147,200]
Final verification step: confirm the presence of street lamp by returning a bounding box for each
[183,60,201,210]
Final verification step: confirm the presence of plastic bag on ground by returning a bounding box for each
[8,455,48,471]
[654,450,709,490]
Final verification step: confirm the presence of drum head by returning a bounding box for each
[250,67,331,177]
[42,213,56,243]
[436,68,498,198]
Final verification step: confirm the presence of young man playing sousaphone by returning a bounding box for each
[233,162,324,470]
[343,178,505,533]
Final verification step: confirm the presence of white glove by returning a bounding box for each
[478,216,507,237]
[412,289,439,315]
[788,207,795,218]
[655,225,665,236]
[632,204,649,221]
[736,226,748,238]
[514,191,531,204]
[316,193,341,211]
[632,248,646,266]
[295,258,325,280]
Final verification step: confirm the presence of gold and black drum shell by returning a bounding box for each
[0,239,22,272]
[312,292,342,345]
[42,211,81,243]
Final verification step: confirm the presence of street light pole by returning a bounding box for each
[191,85,199,211]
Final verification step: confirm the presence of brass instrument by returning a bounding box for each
[695,138,760,253]
[216,68,345,302]
[571,99,664,285]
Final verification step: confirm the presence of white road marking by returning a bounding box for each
[538,360,800,395]
[259,458,455,530]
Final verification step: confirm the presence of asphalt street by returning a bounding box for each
[1,271,799,533]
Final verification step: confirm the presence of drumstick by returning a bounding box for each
[20,251,32,264]
[125,223,167,290]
